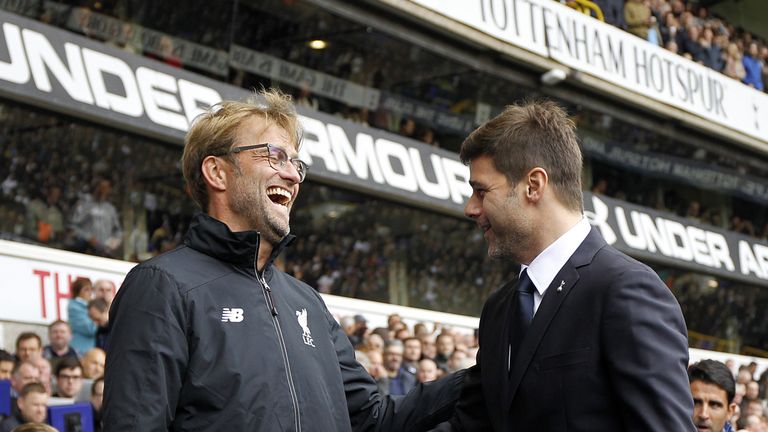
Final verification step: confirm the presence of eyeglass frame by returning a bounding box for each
[216,143,308,183]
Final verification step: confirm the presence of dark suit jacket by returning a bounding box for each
[449,228,695,431]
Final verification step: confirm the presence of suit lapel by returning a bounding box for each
[506,264,579,405]
[506,228,607,409]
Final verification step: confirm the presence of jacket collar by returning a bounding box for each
[184,212,295,270]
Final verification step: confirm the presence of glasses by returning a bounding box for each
[222,143,307,183]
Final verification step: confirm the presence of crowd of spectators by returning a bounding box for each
[282,183,513,316]
[592,0,768,91]
[0,277,109,431]
[333,312,479,396]
[0,104,193,261]
[2,303,768,430]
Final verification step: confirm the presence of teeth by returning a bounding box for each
[266,187,292,205]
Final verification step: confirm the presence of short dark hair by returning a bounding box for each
[71,277,92,298]
[54,357,82,377]
[689,359,735,403]
[19,382,46,398]
[0,349,14,363]
[88,298,109,313]
[460,99,583,212]
[15,332,42,351]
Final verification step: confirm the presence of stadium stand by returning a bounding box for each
[0,0,766,428]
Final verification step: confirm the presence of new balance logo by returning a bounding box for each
[221,308,244,322]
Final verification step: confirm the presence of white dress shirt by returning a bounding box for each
[523,217,591,315]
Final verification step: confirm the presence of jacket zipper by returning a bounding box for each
[258,270,302,432]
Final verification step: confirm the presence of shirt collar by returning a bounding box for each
[523,217,591,297]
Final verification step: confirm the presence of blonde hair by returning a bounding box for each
[181,88,302,211]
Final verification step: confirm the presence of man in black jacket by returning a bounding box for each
[103,89,463,431]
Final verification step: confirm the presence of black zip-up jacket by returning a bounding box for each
[103,213,463,431]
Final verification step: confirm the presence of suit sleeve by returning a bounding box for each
[102,266,188,431]
[602,265,696,432]
[435,299,495,432]
[326,311,465,432]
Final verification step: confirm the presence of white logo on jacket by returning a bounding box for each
[296,309,315,347]
[221,308,244,322]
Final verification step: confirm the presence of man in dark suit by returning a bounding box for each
[444,100,695,431]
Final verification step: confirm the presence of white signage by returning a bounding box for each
[410,0,768,144]
[0,240,134,324]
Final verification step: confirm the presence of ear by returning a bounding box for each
[201,155,228,192]
[525,167,548,202]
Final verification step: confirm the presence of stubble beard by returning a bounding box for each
[486,192,530,263]
[230,176,290,245]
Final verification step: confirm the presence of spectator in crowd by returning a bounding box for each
[26,358,51,396]
[0,383,48,432]
[416,358,439,383]
[723,43,747,81]
[359,349,389,397]
[91,376,104,432]
[695,27,723,71]
[364,333,385,354]
[10,363,39,399]
[402,337,422,373]
[0,350,14,380]
[743,414,767,431]
[625,0,654,41]
[399,117,416,138]
[434,334,455,371]
[593,0,625,28]
[14,334,42,364]
[387,313,402,331]
[104,90,463,430]
[384,340,416,396]
[52,357,82,399]
[69,178,122,258]
[689,360,737,432]
[67,277,96,355]
[87,298,110,351]
[7,362,40,420]
[76,348,105,403]
[743,42,764,91]
[24,185,64,245]
[447,350,468,373]
[681,25,703,60]
[81,348,105,381]
[349,314,368,348]
[394,327,410,341]
[42,320,79,366]
[419,334,437,360]
[92,279,115,306]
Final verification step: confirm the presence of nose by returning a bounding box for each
[279,162,302,184]
[699,405,710,420]
[465,195,480,219]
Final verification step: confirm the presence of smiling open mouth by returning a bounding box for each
[267,187,292,206]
